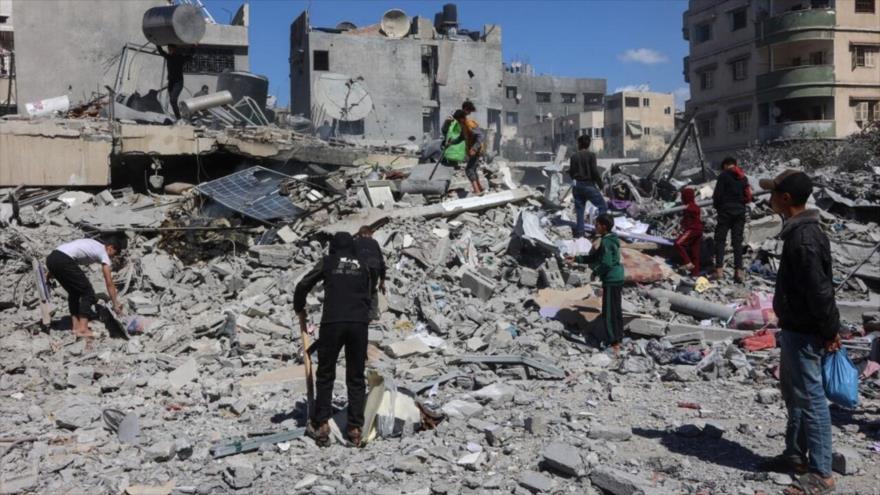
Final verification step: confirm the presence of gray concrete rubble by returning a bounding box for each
[0,139,879,495]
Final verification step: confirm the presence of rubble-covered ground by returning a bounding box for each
[1,135,879,495]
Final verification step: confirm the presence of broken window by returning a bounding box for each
[728,110,751,133]
[183,47,236,74]
[855,0,875,13]
[853,45,878,68]
[561,93,576,104]
[505,112,518,125]
[625,97,640,108]
[699,70,714,90]
[698,117,715,138]
[505,86,518,99]
[335,118,364,135]
[536,92,551,103]
[731,58,748,81]
[729,8,747,31]
[313,50,329,71]
[694,22,713,44]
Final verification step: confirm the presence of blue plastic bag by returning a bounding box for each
[822,348,859,408]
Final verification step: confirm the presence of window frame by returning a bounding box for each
[505,86,518,99]
[699,70,715,90]
[561,93,577,104]
[536,92,552,103]
[694,22,713,44]
[313,50,329,71]
[855,0,875,13]
[625,97,640,108]
[731,58,748,81]
[729,8,747,31]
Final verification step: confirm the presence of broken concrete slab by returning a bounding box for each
[589,466,650,495]
[167,357,198,390]
[541,442,582,477]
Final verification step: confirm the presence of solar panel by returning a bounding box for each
[196,166,306,222]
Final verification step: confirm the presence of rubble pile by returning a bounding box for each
[1,152,879,494]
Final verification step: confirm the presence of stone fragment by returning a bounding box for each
[587,353,613,368]
[223,459,256,489]
[542,442,582,477]
[167,358,198,390]
[145,440,175,462]
[832,447,862,475]
[55,400,100,430]
[589,467,648,495]
[461,269,497,301]
[756,388,780,404]
[589,425,632,441]
[472,382,515,404]
[703,422,725,439]
[518,471,554,493]
[525,415,547,435]
[441,400,483,419]
[519,268,539,288]
[66,366,95,387]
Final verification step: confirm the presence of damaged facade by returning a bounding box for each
[683,0,880,163]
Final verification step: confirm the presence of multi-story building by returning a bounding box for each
[604,91,676,158]
[517,110,605,154]
[501,62,606,131]
[683,0,880,164]
[290,7,503,145]
[10,0,248,113]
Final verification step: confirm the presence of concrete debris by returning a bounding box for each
[541,441,582,477]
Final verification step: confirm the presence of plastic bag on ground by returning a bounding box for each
[822,348,859,408]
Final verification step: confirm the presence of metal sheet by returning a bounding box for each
[196,166,306,223]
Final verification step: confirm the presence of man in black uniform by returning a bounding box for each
[294,232,376,447]
[155,44,192,120]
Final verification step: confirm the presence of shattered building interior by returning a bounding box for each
[0,1,879,494]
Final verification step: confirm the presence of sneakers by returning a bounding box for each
[307,421,330,447]
[346,426,362,447]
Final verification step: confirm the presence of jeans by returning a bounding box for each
[715,210,746,269]
[314,322,368,428]
[572,183,607,236]
[779,330,832,477]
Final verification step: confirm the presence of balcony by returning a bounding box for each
[757,65,834,91]
[758,121,835,141]
[756,9,835,46]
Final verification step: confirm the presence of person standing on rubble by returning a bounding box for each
[568,134,607,238]
[461,102,486,195]
[566,214,624,350]
[442,110,470,167]
[45,235,127,338]
[712,156,752,282]
[355,225,386,320]
[154,44,192,120]
[674,187,703,276]
[294,232,376,447]
[757,170,840,495]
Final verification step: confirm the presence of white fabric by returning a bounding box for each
[57,239,111,266]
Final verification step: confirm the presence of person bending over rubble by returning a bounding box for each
[758,170,840,495]
[294,232,377,447]
[674,187,703,276]
[45,235,127,338]
[566,214,624,351]
[155,44,193,120]
[712,156,752,282]
[355,225,387,320]
[568,134,607,238]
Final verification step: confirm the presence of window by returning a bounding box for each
[731,59,748,81]
[505,112,519,125]
[698,117,715,138]
[336,119,364,135]
[625,97,640,107]
[853,45,878,68]
[642,98,650,107]
[644,127,652,135]
[809,51,825,65]
[664,107,672,115]
[505,86,518,99]
[536,92,551,103]
[853,101,878,125]
[561,93,576,104]
[728,110,751,133]
[855,0,875,13]
[694,22,713,44]
[699,70,715,90]
[729,8,747,31]
[593,128,603,138]
[583,93,603,108]
[183,47,236,74]
[606,98,621,110]
[791,56,803,67]
[313,50,329,71]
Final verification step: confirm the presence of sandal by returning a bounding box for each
[758,455,809,474]
[783,472,835,495]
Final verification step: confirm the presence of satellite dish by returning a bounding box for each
[381,9,410,39]
[336,21,357,31]
[313,73,374,122]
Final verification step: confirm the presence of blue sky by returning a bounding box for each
[205,0,691,108]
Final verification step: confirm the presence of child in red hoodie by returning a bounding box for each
[675,187,703,276]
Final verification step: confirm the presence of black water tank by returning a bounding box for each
[216,71,269,111]
[433,12,444,32]
[442,4,458,27]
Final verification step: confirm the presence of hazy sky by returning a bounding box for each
[205,0,691,108]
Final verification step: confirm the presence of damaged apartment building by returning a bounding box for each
[683,0,880,164]
[290,5,504,146]
[0,0,250,186]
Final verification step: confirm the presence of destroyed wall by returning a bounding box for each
[289,10,503,144]
[501,70,606,130]
[12,0,165,106]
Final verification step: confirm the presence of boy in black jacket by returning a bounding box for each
[758,170,840,495]
[294,232,376,447]
[712,156,751,282]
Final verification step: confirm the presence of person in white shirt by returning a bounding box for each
[45,235,126,337]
